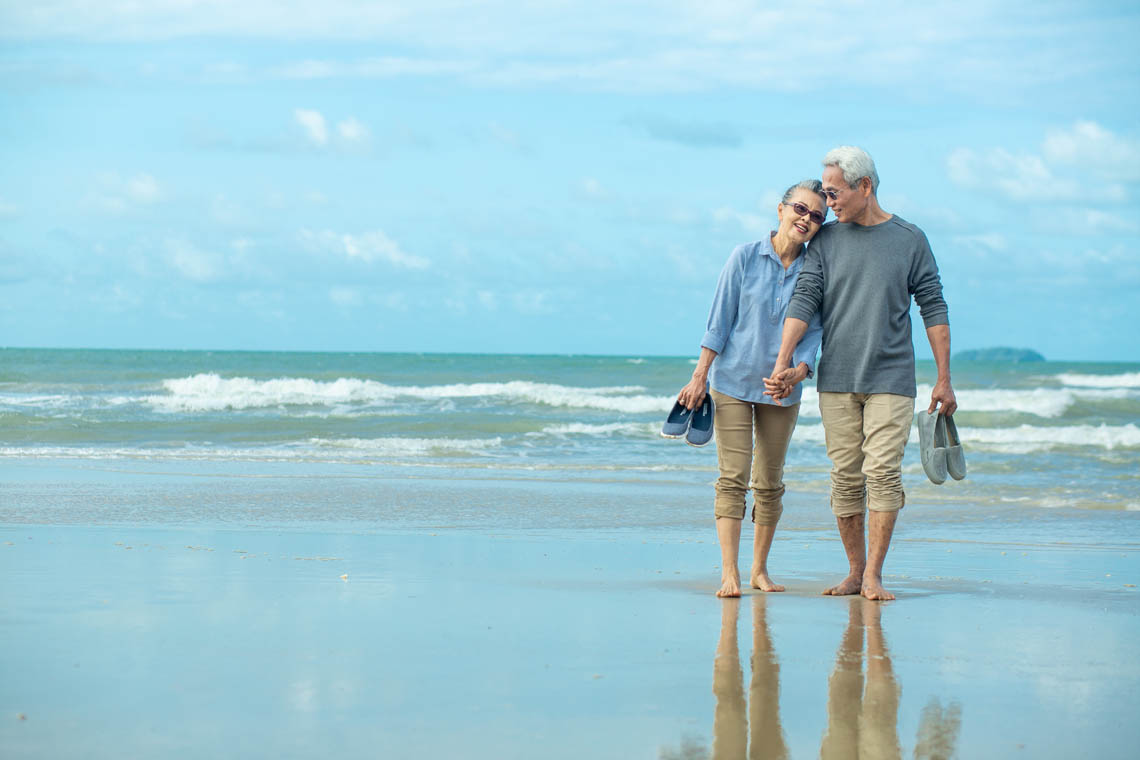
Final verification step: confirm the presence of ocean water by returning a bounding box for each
[2,348,1139,514]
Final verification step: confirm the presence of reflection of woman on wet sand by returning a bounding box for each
[711,596,789,760]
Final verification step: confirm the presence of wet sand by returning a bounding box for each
[2,460,1139,758]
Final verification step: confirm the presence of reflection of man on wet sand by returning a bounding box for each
[822,598,963,760]
[821,598,901,759]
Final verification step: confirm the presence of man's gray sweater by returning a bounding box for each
[785,215,948,398]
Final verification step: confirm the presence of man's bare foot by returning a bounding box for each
[717,568,742,597]
[861,573,895,601]
[822,573,862,596]
[750,571,785,592]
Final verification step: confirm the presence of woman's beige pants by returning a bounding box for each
[710,389,800,526]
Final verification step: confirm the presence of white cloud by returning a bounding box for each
[5,2,1128,98]
[275,57,474,81]
[378,292,409,311]
[294,108,328,146]
[126,174,161,202]
[511,289,551,314]
[89,283,141,312]
[952,233,1008,252]
[329,287,360,306]
[580,178,604,197]
[85,172,165,213]
[713,206,767,235]
[300,229,430,270]
[1033,209,1140,235]
[165,239,219,282]
[337,117,369,143]
[211,194,247,225]
[485,121,521,149]
[947,147,1081,202]
[476,290,498,310]
[947,120,1140,205]
[1043,121,1140,183]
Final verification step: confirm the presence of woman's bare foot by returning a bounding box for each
[750,571,785,592]
[861,572,895,601]
[822,573,863,596]
[717,568,742,597]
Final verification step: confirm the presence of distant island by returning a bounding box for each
[953,347,1045,362]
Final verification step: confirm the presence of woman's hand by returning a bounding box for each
[677,373,709,410]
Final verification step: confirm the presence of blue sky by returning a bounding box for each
[2,1,1138,360]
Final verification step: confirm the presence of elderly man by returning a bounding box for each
[766,146,956,601]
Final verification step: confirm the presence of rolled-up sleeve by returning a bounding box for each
[909,231,949,328]
[700,245,745,354]
[785,242,823,323]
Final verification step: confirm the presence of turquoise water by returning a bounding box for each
[2,348,1138,513]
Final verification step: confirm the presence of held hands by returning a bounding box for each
[928,377,958,416]
[763,360,805,405]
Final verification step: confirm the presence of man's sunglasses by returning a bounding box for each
[783,202,826,225]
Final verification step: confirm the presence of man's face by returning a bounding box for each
[821,165,868,223]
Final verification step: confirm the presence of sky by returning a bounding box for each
[1,1,1138,360]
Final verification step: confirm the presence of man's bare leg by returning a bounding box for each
[750,522,785,592]
[716,516,744,597]
[862,510,898,601]
[823,513,866,596]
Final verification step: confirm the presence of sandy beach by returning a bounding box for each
[2,458,1138,759]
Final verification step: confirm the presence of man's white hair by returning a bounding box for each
[823,146,879,195]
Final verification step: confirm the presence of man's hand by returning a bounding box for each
[928,377,957,416]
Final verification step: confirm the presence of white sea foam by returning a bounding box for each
[956,423,1140,452]
[538,422,656,436]
[0,436,506,462]
[307,436,503,457]
[1053,372,1140,388]
[0,393,84,409]
[766,385,1132,419]
[146,373,672,414]
[915,384,1131,418]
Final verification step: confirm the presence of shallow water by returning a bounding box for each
[3,349,1139,514]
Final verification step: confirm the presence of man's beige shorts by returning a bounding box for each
[818,392,913,517]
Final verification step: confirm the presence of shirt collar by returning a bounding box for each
[764,232,805,273]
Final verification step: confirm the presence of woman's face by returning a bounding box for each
[776,189,827,245]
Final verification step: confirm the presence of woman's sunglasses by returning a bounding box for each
[783,202,826,225]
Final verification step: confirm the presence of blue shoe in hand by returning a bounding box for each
[661,400,693,438]
[686,391,715,447]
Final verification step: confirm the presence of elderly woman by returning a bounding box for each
[677,179,826,597]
